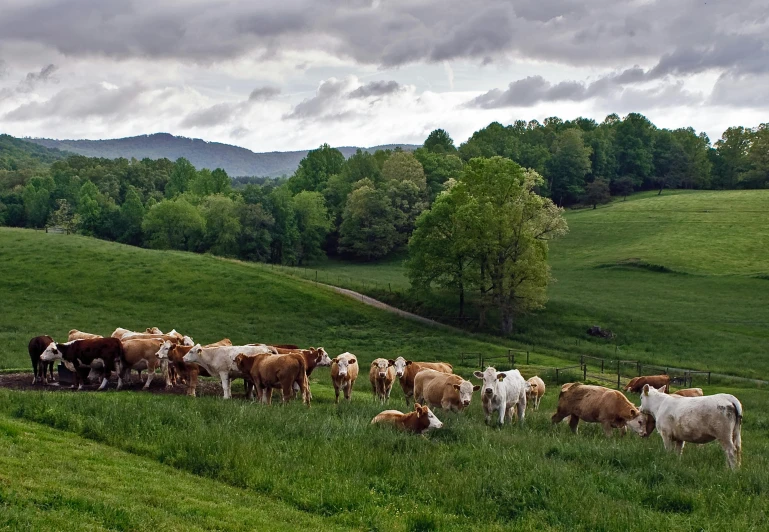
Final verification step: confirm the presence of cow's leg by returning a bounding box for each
[334,383,340,404]
[673,440,685,457]
[660,432,675,452]
[143,367,154,390]
[31,358,39,385]
[187,369,198,397]
[282,382,292,404]
[498,406,506,426]
[219,372,231,399]
[568,415,580,434]
[516,401,526,425]
[601,422,614,438]
[535,396,540,411]
[719,438,738,470]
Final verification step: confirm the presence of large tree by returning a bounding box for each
[142,198,205,251]
[201,195,242,256]
[423,129,457,154]
[288,144,345,194]
[292,191,331,265]
[338,179,399,260]
[165,158,197,198]
[546,128,592,205]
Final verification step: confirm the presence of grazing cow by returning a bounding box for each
[624,374,671,393]
[155,339,230,395]
[551,383,647,437]
[473,367,527,426]
[111,327,134,339]
[390,356,453,405]
[68,329,103,341]
[525,376,546,410]
[118,338,165,389]
[673,388,704,397]
[234,353,310,406]
[369,358,396,402]
[40,338,124,390]
[371,403,443,434]
[182,343,273,399]
[331,352,359,404]
[414,369,479,412]
[640,384,743,469]
[146,327,163,334]
[29,335,55,385]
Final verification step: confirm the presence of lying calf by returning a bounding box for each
[370,403,443,434]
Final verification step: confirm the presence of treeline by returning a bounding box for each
[1,114,768,265]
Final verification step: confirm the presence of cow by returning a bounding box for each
[369,358,396,402]
[551,383,648,437]
[473,367,527,426]
[68,329,103,341]
[155,339,231,395]
[370,403,443,434]
[624,374,671,394]
[390,356,453,405]
[640,384,743,469]
[118,338,165,390]
[673,388,704,397]
[525,376,546,410]
[414,369,479,412]
[234,353,310,406]
[29,335,55,385]
[40,338,124,391]
[331,352,359,404]
[182,343,273,399]
[146,327,163,334]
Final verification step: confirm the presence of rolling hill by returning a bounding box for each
[26,133,420,177]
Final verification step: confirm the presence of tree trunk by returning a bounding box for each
[500,311,514,336]
[593,203,597,210]
[458,283,465,318]
[658,180,664,195]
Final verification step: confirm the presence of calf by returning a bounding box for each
[624,374,670,393]
[414,369,479,412]
[40,338,124,390]
[234,353,310,406]
[68,329,103,341]
[640,384,742,469]
[473,367,527,426]
[390,356,453,405]
[525,376,546,410]
[369,358,396,402]
[331,352,359,404]
[29,335,55,385]
[551,383,647,437]
[182,343,273,399]
[371,403,443,433]
[673,387,704,397]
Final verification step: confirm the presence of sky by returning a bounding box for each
[1,0,767,152]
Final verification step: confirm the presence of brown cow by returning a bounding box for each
[390,356,453,405]
[370,403,444,433]
[68,329,103,341]
[331,352,359,404]
[414,370,479,412]
[40,338,124,390]
[526,376,546,410]
[369,358,396,402]
[624,375,671,393]
[234,353,310,406]
[119,338,165,389]
[673,388,704,397]
[29,335,55,385]
[552,383,647,437]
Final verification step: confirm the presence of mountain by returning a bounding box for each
[0,134,69,170]
[27,134,420,177]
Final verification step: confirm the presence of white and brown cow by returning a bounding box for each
[390,356,453,405]
[525,376,546,410]
[182,343,273,399]
[369,358,396,403]
[414,369,479,412]
[331,352,359,404]
[371,403,444,434]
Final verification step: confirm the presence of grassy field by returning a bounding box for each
[286,190,769,379]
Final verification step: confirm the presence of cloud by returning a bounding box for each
[179,102,240,128]
[348,80,404,99]
[285,77,353,120]
[0,59,7,79]
[248,86,280,101]
[709,72,769,108]
[18,64,58,92]
[467,76,596,108]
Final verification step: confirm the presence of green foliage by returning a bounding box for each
[142,198,205,251]
[22,176,54,228]
[339,180,399,260]
[201,195,242,257]
[413,148,464,202]
[546,128,592,205]
[292,190,331,265]
[423,128,456,154]
[76,181,103,236]
[614,113,656,183]
[238,203,274,262]
[165,157,197,198]
[382,151,427,192]
[268,186,300,265]
[46,199,77,233]
[584,179,611,208]
[288,144,345,194]
[117,186,145,245]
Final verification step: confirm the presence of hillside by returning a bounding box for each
[26,134,419,177]
[0,134,69,170]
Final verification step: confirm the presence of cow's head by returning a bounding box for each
[182,335,194,346]
[312,347,332,367]
[451,379,480,408]
[474,367,505,398]
[155,340,174,360]
[415,403,443,431]
[626,410,656,438]
[333,355,356,377]
[640,384,667,416]
[372,358,390,379]
[234,353,249,372]
[390,357,411,378]
[146,327,163,334]
[87,359,106,383]
[40,342,61,362]
[182,344,203,364]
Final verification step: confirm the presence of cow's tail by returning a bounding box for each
[730,396,743,460]
[115,339,127,385]
[298,357,311,407]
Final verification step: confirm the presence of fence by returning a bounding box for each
[554,364,583,385]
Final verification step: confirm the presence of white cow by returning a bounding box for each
[473,367,527,426]
[640,384,743,469]
[182,343,273,399]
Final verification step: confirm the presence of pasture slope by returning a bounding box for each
[0,227,768,530]
[310,190,769,379]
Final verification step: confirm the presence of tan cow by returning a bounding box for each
[525,376,546,410]
[155,338,231,395]
[552,383,647,437]
[624,375,670,393]
[390,356,453,405]
[414,369,479,412]
[331,352,359,404]
[234,353,309,406]
[369,358,396,403]
[673,388,704,397]
[146,327,163,334]
[68,329,103,341]
[119,338,165,389]
[371,403,443,433]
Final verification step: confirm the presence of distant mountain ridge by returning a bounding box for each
[27,133,420,177]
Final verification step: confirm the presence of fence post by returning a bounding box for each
[617,360,621,390]
[637,361,641,376]
[583,364,587,381]
[478,353,482,368]
[708,372,711,385]
[580,354,584,366]
[601,359,604,374]
[315,270,318,282]
[389,283,392,293]
[556,368,559,385]
[526,351,529,365]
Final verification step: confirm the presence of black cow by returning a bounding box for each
[29,335,55,385]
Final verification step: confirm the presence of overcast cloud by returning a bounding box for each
[0,0,767,150]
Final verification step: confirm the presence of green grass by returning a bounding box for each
[0,413,350,531]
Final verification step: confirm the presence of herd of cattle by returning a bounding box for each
[26,327,743,469]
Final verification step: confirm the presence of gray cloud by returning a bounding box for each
[4,83,146,121]
[248,86,280,101]
[179,102,240,128]
[0,59,7,79]
[18,64,58,92]
[285,77,349,120]
[348,80,404,99]
[709,72,769,108]
[468,76,597,108]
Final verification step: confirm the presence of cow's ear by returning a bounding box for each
[452,383,461,390]
[497,374,506,381]
[349,359,356,365]
[657,385,667,393]
[643,384,650,396]
[405,360,412,366]
[388,359,395,366]
[630,408,639,417]
[414,403,422,412]
[332,358,338,364]
[473,385,481,392]
[473,371,483,379]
